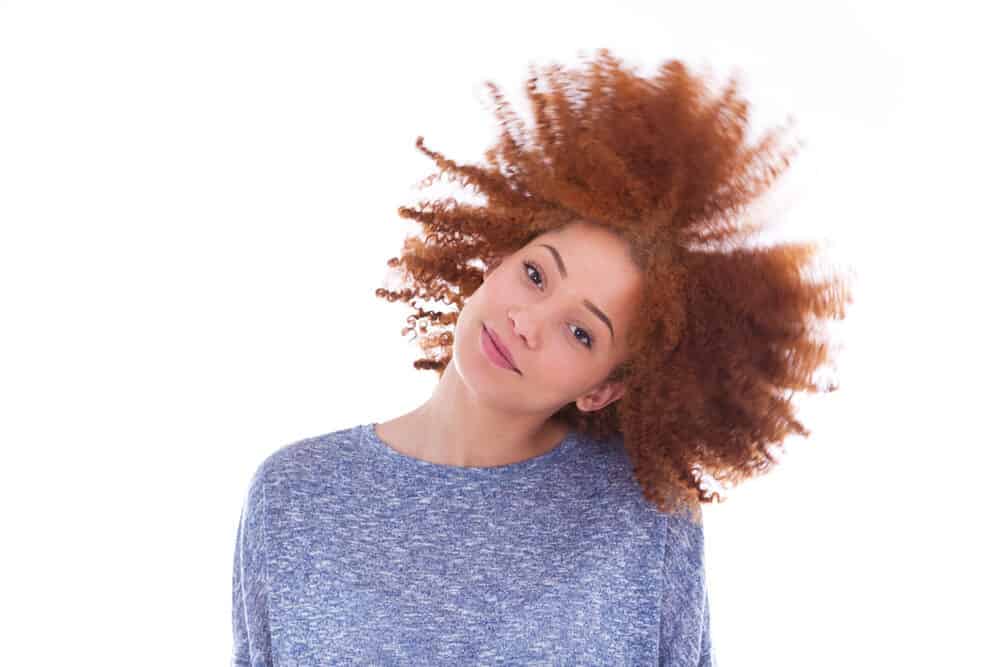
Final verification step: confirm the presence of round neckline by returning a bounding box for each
[362,421,579,477]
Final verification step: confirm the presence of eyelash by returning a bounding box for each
[522,261,594,349]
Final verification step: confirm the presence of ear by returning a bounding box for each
[574,380,627,413]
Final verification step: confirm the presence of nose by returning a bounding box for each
[507,308,537,349]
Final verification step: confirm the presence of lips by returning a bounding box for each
[484,324,519,372]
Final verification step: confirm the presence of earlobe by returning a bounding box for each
[575,381,627,413]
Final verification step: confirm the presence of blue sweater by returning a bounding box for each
[232,422,715,665]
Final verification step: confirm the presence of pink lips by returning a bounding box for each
[482,324,520,374]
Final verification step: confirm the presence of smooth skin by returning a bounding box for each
[375,220,643,468]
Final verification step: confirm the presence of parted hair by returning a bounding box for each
[374,49,854,517]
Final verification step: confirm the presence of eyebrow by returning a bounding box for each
[536,243,615,341]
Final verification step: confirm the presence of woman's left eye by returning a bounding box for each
[570,324,593,349]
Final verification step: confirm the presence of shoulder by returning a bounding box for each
[241,423,366,502]
[589,430,708,528]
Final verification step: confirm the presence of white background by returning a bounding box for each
[1,1,995,664]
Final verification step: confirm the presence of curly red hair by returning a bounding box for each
[374,49,854,517]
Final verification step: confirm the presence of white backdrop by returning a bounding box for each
[1,1,995,664]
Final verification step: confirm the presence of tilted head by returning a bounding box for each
[454,219,643,418]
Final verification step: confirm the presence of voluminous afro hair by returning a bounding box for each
[374,49,854,517]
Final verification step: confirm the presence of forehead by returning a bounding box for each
[531,221,634,267]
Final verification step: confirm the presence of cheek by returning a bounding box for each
[478,269,519,309]
[538,351,587,390]
[467,274,498,310]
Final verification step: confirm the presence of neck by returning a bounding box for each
[395,359,570,467]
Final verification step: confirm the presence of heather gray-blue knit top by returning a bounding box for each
[232,422,715,666]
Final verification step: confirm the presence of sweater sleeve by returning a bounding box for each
[659,509,715,666]
[697,584,716,666]
[231,465,272,666]
[231,505,251,666]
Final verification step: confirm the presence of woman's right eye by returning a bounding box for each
[523,261,543,288]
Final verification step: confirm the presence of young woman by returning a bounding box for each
[231,49,853,666]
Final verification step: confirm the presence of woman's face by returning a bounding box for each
[453,220,644,416]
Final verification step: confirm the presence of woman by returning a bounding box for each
[231,49,852,665]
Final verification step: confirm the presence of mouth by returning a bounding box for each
[482,323,521,375]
